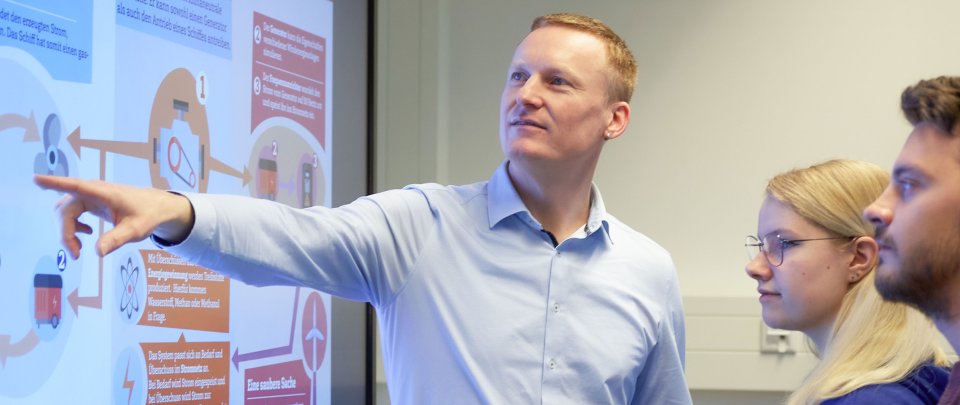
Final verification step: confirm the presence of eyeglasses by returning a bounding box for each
[745,234,857,267]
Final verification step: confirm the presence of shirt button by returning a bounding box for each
[553,303,560,313]
[548,360,557,370]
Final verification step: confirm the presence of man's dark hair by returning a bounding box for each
[901,76,960,135]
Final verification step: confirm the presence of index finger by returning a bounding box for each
[34,174,82,193]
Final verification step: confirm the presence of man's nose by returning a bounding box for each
[863,186,895,234]
[516,78,544,108]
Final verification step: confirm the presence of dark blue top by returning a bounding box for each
[821,362,950,404]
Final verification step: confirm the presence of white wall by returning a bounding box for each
[374,0,960,402]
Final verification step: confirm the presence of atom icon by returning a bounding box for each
[120,257,140,319]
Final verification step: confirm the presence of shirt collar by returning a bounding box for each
[486,161,612,242]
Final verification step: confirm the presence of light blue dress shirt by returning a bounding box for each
[165,162,691,404]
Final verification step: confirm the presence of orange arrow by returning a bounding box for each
[0,111,40,142]
[0,329,40,367]
[208,156,251,186]
[67,256,103,316]
[68,288,103,315]
[67,127,151,161]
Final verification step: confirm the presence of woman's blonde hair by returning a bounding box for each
[765,159,948,405]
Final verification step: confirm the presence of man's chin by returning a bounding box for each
[874,261,954,319]
[875,279,904,303]
[873,261,908,302]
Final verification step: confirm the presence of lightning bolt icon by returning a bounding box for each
[123,357,136,405]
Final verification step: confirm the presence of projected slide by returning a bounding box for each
[0,1,333,404]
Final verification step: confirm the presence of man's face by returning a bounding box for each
[499,26,620,168]
[864,124,960,319]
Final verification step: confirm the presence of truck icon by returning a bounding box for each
[34,273,63,329]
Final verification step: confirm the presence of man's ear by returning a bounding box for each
[603,101,630,141]
[848,236,879,282]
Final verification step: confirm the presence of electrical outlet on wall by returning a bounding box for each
[760,323,798,354]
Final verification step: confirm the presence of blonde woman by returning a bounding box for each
[745,159,950,404]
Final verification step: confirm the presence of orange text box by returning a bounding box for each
[140,250,230,332]
[142,336,230,404]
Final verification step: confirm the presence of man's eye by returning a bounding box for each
[510,72,527,81]
[549,77,568,86]
[896,178,916,197]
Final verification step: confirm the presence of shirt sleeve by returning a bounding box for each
[159,188,438,307]
[630,267,692,405]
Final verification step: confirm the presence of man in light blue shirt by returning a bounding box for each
[37,13,691,404]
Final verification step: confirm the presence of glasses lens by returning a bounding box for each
[745,235,761,261]
[764,235,783,266]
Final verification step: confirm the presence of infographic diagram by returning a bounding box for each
[0,1,335,404]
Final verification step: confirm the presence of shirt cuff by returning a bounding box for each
[150,191,203,251]
[150,233,179,247]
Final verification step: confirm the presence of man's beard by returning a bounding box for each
[875,232,960,320]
